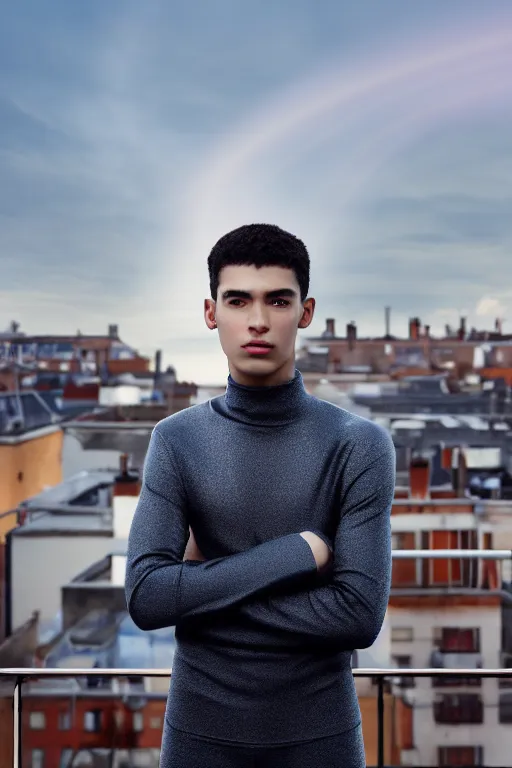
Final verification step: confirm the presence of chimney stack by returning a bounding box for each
[451,447,467,498]
[424,324,431,339]
[495,318,503,335]
[325,318,335,337]
[108,324,119,339]
[154,350,162,387]
[346,321,357,351]
[409,317,421,341]
[441,446,453,472]
[113,453,140,497]
[385,306,391,337]
[458,317,466,341]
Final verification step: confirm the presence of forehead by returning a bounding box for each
[218,264,299,292]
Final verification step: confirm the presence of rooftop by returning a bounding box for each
[43,610,176,674]
[0,390,61,440]
[13,469,117,536]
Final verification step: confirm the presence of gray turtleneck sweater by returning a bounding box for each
[125,369,395,746]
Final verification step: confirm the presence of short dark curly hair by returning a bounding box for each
[207,224,310,302]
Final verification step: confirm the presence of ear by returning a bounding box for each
[298,297,315,329]
[204,298,217,329]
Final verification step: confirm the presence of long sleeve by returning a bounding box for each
[180,427,395,651]
[234,430,396,649]
[124,426,318,631]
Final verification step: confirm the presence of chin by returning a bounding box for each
[239,361,275,375]
[232,356,293,381]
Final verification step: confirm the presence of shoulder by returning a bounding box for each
[311,398,393,451]
[343,412,394,457]
[153,401,211,443]
[310,399,395,472]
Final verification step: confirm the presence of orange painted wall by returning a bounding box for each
[392,532,417,586]
[360,694,406,766]
[0,429,63,527]
[480,367,512,386]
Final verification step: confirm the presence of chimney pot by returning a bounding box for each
[119,453,128,477]
[114,453,141,495]
[451,447,467,497]
[409,317,421,341]
[326,318,335,337]
[385,306,391,337]
[346,322,357,350]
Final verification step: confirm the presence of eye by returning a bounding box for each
[228,299,244,306]
[273,299,290,307]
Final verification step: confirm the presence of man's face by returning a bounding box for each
[205,264,315,386]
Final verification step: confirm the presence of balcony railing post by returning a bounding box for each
[377,675,384,768]
[13,674,23,768]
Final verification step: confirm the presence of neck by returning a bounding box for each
[218,368,310,427]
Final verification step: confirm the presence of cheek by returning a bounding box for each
[278,317,300,341]
[217,321,240,349]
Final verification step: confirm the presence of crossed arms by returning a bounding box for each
[125,424,396,650]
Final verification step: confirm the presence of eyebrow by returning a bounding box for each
[221,288,298,300]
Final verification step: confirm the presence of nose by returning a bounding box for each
[247,302,270,332]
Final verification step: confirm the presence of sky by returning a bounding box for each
[1,1,512,384]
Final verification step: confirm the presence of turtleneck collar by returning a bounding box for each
[213,368,311,427]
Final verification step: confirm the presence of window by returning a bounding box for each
[114,710,125,728]
[434,627,480,653]
[434,694,483,724]
[60,749,73,768]
[438,745,483,766]
[84,709,102,732]
[391,626,414,642]
[32,750,45,768]
[432,673,481,688]
[499,693,512,723]
[133,712,144,732]
[29,712,46,729]
[58,710,72,730]
[392,655,415,688]
[499,654,512,688]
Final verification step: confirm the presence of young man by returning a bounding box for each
[125,224,396,768]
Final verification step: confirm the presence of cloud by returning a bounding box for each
[1,1,512,383]
[475,297,506,318]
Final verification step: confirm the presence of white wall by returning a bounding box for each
[11,535,121,631]
[113,495,139,539]
[390,605,510,766]
[62,433,121,480]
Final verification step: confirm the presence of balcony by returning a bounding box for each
[1,550,511,766]
[1,669,512,767]
[391,548,512,592]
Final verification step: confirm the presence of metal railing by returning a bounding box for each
[2,550,512,766]
[2,668,512,767]
[390,548,512,591]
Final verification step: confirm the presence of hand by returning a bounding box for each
[183,527,206,562]
[300,531,332,572]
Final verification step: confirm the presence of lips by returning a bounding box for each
[243,343,273,349]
